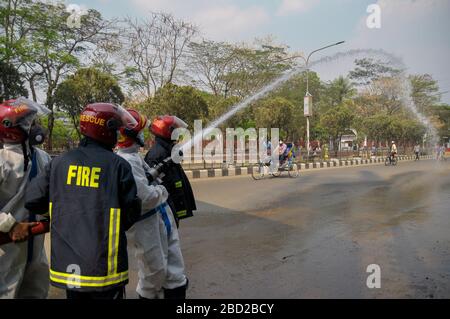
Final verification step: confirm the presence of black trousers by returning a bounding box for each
[415,152,420,160]
[66,286,125,300]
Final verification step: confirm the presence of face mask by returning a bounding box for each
[29,124,46,146]
[136,131,145,147]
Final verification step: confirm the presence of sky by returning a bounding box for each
[68,0,450,103]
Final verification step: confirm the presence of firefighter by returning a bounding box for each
[116,109,188,299]
[0,98,51,299]
[144,115,195,298]
[25,103,141,299]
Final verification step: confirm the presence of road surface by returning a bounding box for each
[49,159,450,298]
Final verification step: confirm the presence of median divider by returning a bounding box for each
[184,155,434,180]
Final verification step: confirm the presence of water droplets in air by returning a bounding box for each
[183,48,438,152]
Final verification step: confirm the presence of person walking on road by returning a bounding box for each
[414,144,420,161]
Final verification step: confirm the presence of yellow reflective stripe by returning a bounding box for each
[114,208,121,275]
[108,208,114,274]
[50,270,128,287]
[50,276,127,288]
[108,208,120,275]
[49,202,53,220]
[175,181,182,188]
[50,269,128,281]
[50,277,127,288]
[177,210,187,217]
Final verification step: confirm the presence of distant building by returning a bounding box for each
[339,129,358,151]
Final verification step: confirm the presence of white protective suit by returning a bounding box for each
[0,144,51,299]
[117,145,187,299]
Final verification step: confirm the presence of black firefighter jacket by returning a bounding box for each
[145,136,196,221]
[25,138,141,292]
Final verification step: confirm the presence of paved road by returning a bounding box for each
[49,159,450,298]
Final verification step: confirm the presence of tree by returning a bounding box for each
[349,58,401,87]
[142,83,209,127]
[361,113,392,145]
[40,112,78,150]
[370,77,404,115]
[122,13,197,97]
[0,0,33,64]
[220,42,294,98]
[409,74,440,115]
[54,67,124,138]
[188,38,294,99]
[188,40,238,97]
[322,76,356,108]
[361,112,425,147]
[3,1,115,149]
[254,97,298,140]
[0,60,27,101]
[320,103,356,155]
[276,71,323,108]
[431,103,450,140]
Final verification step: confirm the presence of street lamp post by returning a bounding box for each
[299,41,345,159]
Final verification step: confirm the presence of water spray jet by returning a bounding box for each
[181,49,439,156]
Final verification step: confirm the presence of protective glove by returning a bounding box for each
[157,184,169,203]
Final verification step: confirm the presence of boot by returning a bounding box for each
[164,278,189,299]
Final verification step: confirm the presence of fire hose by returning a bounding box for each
[146,156,174,184]
[0,221,49,246]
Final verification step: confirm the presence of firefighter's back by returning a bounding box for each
[48,140,133,292]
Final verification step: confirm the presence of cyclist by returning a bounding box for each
[278,141,287,164]
[389,141,397,164]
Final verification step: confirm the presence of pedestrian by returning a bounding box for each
[435,144,440,160]
[371,144,377,158]
[0,98,51,299]
[25,103,142,299]
[439,144,446,161]
[144,115,195,299]
[414,143,420,161]
[116,109,187,299]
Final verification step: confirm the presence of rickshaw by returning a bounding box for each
[252,142,299,180]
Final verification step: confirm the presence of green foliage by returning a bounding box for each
[208,41,293,98]
[362,113,426,144]
[321,76,356,109]
[349,58,402,86]
[409,74,440,115]
[54,67,124,138]
[0,61,28,101]
[40,113,78,150]
[2,1,447,151]
[432,104,450,139]
[141,83,209,127]
[320,102,356,150]
[1,0,112,148]
[254,97,299,140]
[276,71,323,108]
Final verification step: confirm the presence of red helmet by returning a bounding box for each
[150,115,188,140]
[80,103,137,147]
[0,98,50,144]
[117,109,149,148]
